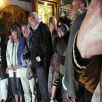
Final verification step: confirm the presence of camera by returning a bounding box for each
[23,51,31,60]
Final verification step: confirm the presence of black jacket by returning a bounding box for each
[0,39,8,80]
[31,22,53,72]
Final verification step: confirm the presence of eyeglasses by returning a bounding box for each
[57,25,61,28]
[22,27,30,34]
[30,17,35,21]
[28,17,35,24]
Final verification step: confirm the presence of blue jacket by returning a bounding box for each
[17,32,34,66]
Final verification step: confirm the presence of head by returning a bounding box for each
[57,17,70,29]
[70,0,87,19]
[11,25,21,42]
[21,21,30,38]
[49,16,57,33]
[57,24,69,38]
[28,12,40,29]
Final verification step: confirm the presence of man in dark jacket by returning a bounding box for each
[28,12,53,102]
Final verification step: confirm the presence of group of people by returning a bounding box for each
[0,11,70,102]
[0,0,102,102]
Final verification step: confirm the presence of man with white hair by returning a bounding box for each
[28,12,53,102]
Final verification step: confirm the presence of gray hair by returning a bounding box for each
[10,25,21,42]
[28,12,39,20]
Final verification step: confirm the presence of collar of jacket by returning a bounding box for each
[35,21,43,32]
[23,31,33,39]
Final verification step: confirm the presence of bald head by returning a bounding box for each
[70,0,88,19]
[73,0,88,7]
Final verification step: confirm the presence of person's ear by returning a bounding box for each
[80,4,84,8]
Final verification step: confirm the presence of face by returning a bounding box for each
[21,25,30,38]
[28,16,37,29]
[57,27,63,38]
[57,22,62,37]
[70,0,84,19]
[58,22,62,26]
[49,22,54,32]
[11,31,18,40]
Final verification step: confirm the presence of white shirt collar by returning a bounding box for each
[33,22,40,30]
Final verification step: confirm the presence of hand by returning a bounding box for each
[66,92,75,102]
[77,0,102,59]
[5,68,9,74]
[28,61,32,65]
[10,67,15,71]
[13,66,19,71]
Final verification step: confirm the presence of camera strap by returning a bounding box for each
[24,39,30,52]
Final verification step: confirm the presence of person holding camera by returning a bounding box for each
[49,24,70,102]
[17,21,37,102]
